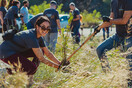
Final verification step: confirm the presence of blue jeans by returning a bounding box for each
[96,34,125,59]
[103,27,109,40]
[96,34,132,70]
[71,24,80,43]
[44,32,58,53]
[26,22,34,29]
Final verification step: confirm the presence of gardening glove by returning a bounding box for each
[94,26,100,34]
[57,60,70,70]
[102,16,110,22]
[62,60,70,66]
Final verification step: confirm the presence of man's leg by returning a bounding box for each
[107,27,109,38]
[96,34,125,72]
[103,28,105,40]
[73,25,80,44]
[49,33,58,53]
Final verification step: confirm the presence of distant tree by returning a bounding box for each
[28,1,64,15]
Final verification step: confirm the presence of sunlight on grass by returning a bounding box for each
[0,35,131,88]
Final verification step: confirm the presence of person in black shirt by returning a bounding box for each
[0,16,61,75]
[3,1,21,32]
[69,2,81,44]
[43,1,61,53]
[0,0,8,33]
[94,0,132,86]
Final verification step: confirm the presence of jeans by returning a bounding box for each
[96,34,125,59]
[44,32,58,53]
[96,34,132,70]
[103,27,109,40]
[71,24,80,43]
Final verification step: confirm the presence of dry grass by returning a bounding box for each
[0,35,131,88]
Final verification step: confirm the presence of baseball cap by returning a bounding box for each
[69,2,75,6]
[50,0,57,5]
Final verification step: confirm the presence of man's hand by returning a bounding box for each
[94,26,100,34]
[102,16,110,22]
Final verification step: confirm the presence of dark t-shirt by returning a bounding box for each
[0,29,46,59]
[111,0,132,37]
[43,9,59,33]
[28,13,43,27]
[0,6,8,18]
[4,6,18,20]
[72,8,81,25]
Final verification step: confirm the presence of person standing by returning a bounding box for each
[20,0,29,25]
[69,2,81,44]
[3,1,21,32]
[43,0,61,53]
[102,27,109,40]
[0,0,8,33]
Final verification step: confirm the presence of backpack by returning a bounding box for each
[2,27,25,48]
[2,29,18,40]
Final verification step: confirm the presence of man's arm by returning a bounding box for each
[56,19,61,34]
[73,15,80,21]
[98,12,114,29]
[32,48,59,68]
[110,11,132,25]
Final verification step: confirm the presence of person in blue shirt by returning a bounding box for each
[20,0,29,25]
[69,2,81,44]
[0,16,61,75]
[3,1,21,32]
[43,0,61,53]
[0,0,8,33]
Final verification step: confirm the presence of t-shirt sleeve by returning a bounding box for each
[75,10,80,15]
[13,7,18,15]
[124,0,132,11]
[55,11,59,19]
[38,37,46,47]
[20,8,25,15]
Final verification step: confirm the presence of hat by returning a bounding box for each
[69,2,75,6]
[50,0,57,5]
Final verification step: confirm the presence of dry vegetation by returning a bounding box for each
[0,34,131,88]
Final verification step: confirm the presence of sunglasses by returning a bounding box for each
[39,25,51,32]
